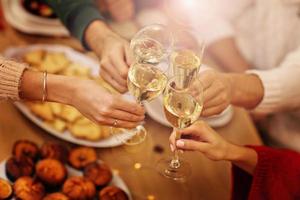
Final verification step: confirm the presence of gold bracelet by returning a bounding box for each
[42,71,48,102]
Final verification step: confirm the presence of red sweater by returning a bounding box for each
[231,146,300,200]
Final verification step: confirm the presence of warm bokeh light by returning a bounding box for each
[134,162,142,170]
[147,195,156,200]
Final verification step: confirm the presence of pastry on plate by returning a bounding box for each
[40,52,69,74]
[48,102,63,116]
[36,159,67,187]
[26,102,54,121]
[46,118,67,132]
[61,62,91,78]
[0,178,13,200]
[14,176,45,200]
[99,186,129,200]
[83,162,112,188]
[59,105,81,123]
[62,176,96,200]
[13,140,40,161]
[68,147,97,170]
[40,142,69,163]
[23,50,45,67]
[5,156,35,182]
[43,192,69,200]
[68,121,102,141]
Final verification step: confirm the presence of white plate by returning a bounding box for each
[0,160,132,200]
[2,0,69,36]
[4,44,135,148]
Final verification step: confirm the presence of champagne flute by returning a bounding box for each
[116,24,173,145]
[171,29,205,82]
[131,24,173,65]
[156,75,203,181]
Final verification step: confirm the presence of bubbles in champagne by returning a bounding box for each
[128,63,167,102]
[131,38,166,64]
[171,50,201,88]
[163,90,203,129]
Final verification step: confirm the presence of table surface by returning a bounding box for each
[0,25,262,200]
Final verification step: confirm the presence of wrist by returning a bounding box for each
[225,73,264,109]
[85,20,116,55]
[224,143,245,161]
[225,143,257,163]
[47,75,77,105]
[223,73,236,105]
[225,144,258,174]
[20,70,43,101]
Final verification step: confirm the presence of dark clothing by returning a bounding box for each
[232,146,300,200]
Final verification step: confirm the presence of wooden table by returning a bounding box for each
[0,25,262,200]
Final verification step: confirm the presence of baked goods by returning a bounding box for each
[13,140,40,161]
[62,177,96,200]
[0,178,13,200]
[26,102,55,121]
[46,119,67,132]
[68,122,102,141]
[40,142,69,163]
[59,106,81,123]
[14,176,45,200]
[5,156,35,182]
[40,52,69,73]
[43,192,69,200]
[83,162,112,188]
[2,140,127,199]
[99,186,129,200]
[21,50,121,142]
[36,159,67,187]
[23,49,45,66]
[68,147,97,170]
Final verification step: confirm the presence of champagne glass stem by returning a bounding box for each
[170,127,181,169]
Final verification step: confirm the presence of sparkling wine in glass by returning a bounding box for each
[117,24,173,145]
[171,30,205,84]
[156,75,203,181]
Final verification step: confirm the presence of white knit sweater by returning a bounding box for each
[188,0,300,151]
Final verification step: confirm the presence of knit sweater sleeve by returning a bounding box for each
[247,46,300,114]
[231,146,300,200]
[0,57,27,101]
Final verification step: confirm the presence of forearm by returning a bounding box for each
[20,70,76,105]
[44,0,105,49]
[225,73,264,109]
[226,144,258,175]
[207,38,250,72]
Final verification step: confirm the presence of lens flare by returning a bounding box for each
[164,0,202,26]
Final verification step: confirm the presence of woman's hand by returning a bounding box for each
[169,121,232,161]
[70,79,144,128]
[98,33,132,93]
[85,21,133,93]
[198,70,232,117]
[169,121,258,174]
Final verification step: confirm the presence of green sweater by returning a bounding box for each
[44,0,104,49]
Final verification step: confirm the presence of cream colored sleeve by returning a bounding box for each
[247,47,300,114]
[0,57,27,101]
